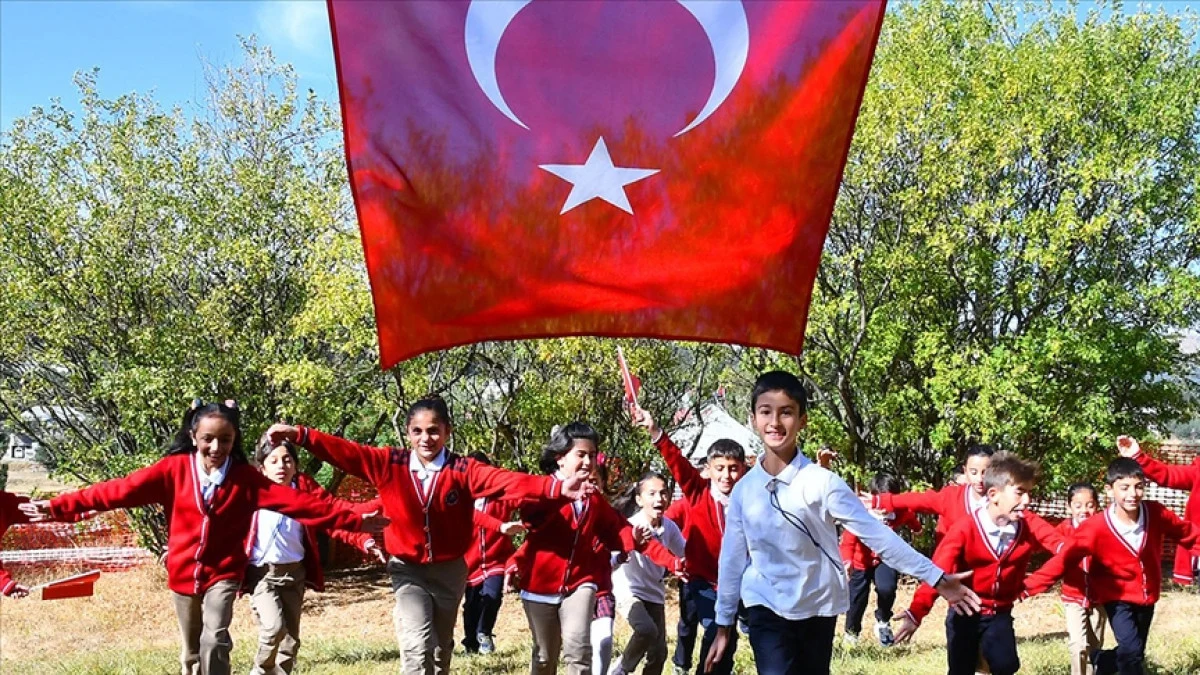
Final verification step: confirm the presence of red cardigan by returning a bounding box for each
[654,433,728,586]
[1135,451,1200,584]
[905,508,1063,624]
[464,498,518,585]
[514,493,638,596]
[1055,518,1093,607]
[1025,501,1200,606]
[296,427,564,565]
[0,491,32,596]
[242,473,377,593]
[873,483,981,546]
[839,508,922,571]
[48,453,363,596]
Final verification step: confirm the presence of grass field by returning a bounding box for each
[1,564,1198,674]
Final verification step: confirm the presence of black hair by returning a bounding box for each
[254,433,297,466]
[168,399,246,464]
[750,370,808,415]
[1067,482,1098,503]
[538,422,600,475]
[983,451,1038,492]
[468,450,492,466]
[707,438,746,463]
[869,472,904,495]
[614,470,669,518]
[407,394,452,428]
[965,444,996,460]
[950,464,965,476]
[1105,458,1145,485]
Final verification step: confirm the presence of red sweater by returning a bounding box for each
[1,491,32,596]
[655,433,728,586]
[906,509,1063,624]
[242,473,376,593]
[839,508,922,571]
[464,498,518,585]
[48,453,363,596]
[514,493,638,596]
[873,483,982,546]
[1135,451,1200,584]
[1025,501,1200,606]
[664,499,689,533]
[297,427,564,565]
[1055,518,1093,607]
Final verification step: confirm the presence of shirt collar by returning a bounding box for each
[977,506,1016,536]
[195,453,231,487]
[1109,505,1145,535]
[409,448,448,475]
[772,451,812,486]
[710,484,731,508]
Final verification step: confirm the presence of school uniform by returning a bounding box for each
[0,490,32,596]
[839,508,921,637]
[243,473,376,675]
[871,482,987,546]
[1055,517,1107,675]
[611,511,687,675]
[904,508,1063,675]
[461,497,518,653]
[717,452,945,675]
[1133,450,1200,584]
[651,433,738,675]
[294,426,566,675]
[1025,502,1200,675]
[47,452,362,675]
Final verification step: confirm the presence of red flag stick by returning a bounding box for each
[617,345,640,409]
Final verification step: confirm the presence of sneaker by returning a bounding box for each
[609,666,627,675]
[673,666,688,675]
[842,631,860,646]
[874,622,895,647]
[478,634,495,655]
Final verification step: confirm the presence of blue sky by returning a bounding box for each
[1,0,338,129]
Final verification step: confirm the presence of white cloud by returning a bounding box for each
[256,0,330,57]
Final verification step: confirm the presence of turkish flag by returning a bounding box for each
[329,0,887,368]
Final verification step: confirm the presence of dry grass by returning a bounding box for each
[1,565,1197,674]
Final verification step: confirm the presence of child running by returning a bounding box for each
[265,395,590,675]
[866,444,995,546]
[706,371,979,675]
[1119,435,1200,585]
[20,399,373,675]
[893,452,1064,675]
[610,471,687,675]
[461,451,524,655]
[1056,482,1106,675]
[1023,456,1200,675]
[244,435,385,675]
[631,407,745,675]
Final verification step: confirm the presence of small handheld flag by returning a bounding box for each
[617,346,641,408]
[32,569,99,600]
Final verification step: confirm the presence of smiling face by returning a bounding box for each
[192,414,236,472]
[557,439,596,478]
[707,457,744,496]
[965,455,991,497]
[261,445,298,486]
[1068,488,1098,522]
[636,476,670,524]
[752,389,806,455]
[1106,476,1145,518]
[406,410,450,464]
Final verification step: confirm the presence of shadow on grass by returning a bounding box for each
[315,566,392,608]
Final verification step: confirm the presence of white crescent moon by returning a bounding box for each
[464,0,748,137]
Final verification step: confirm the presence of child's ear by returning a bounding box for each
[798,413,808,430]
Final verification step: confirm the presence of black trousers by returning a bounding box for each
[672,581,700,670]
[461,574,504,650]
[1095,602,1155,675]
[945,610,1019,675]
[845,563,898,634]
[745,606,837,675]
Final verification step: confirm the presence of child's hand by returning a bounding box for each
[1116,435,1140,458]
[892,614,919,644]
[559,471,595,500]
[630,405,660,438]
[504,571,519,594]
[360,508,390,535]
[499,521,526,537]
[366,541,388,564]
[934,571,980,615]
[817,447,836,468]
[265,423,300,447]
[672,557,689,581]
[18,500,52,522]
[5,583,30,599]
[632,523,653,546]
[703,625,732,673]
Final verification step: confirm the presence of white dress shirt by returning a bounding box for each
[976,507,1018,556]
[409,448,447,495]
[1110,505,1146,551]
[612,510,686,606]
[715,451,944,625]
[195,454,231,503]
[250,506,306,565]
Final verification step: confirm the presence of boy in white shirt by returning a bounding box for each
[704,370,981,675]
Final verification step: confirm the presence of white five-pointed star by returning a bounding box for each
[539,137,659,215]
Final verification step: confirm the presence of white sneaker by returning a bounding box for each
[609,666,627,675]
[842,631,860,646]
[875,622,895,647]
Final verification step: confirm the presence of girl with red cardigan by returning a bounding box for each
[20,400,371,675]
[264,396,590,675]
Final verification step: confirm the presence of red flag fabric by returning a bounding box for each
[329,0,887,368]
[35,570,99,600]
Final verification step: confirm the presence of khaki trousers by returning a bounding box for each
[1065,602,1107,675]
[524,586,597,675]
[388,556,468,675]
[618,598,667,675]
[247,562,307,675]
[171,579,240,675]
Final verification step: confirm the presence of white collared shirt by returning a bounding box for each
[612,510,687,606]
[976,507,1018,556]
[195,453,231,502]
[715,451,943,625]
[250,502,306,566]
[409,448,447,494]
[968,489,987,513]
[1110,505,1146,551]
